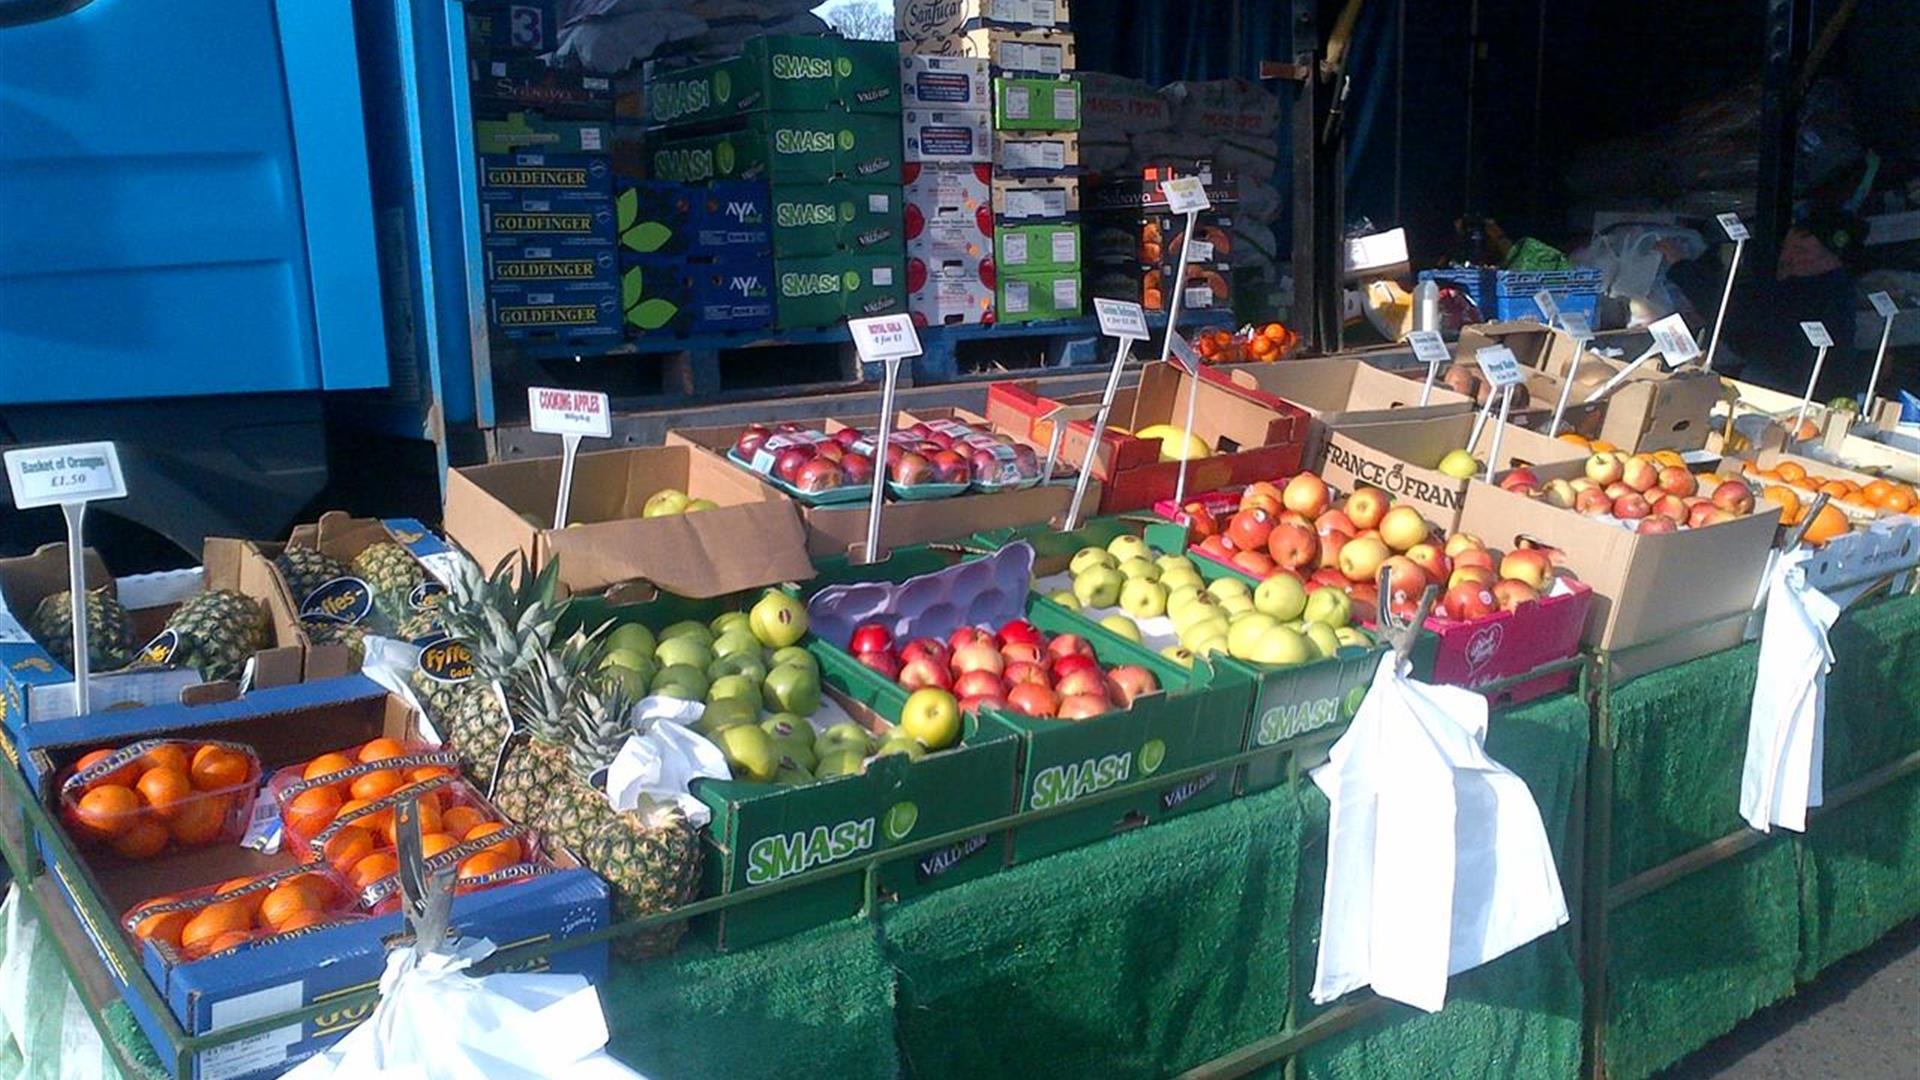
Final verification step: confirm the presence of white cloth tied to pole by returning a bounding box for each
[1310,654,1569,1013]
[1740,548,1840,833]
[285,937,643,1079]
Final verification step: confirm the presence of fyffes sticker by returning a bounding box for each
[139,629,182,668]
[409,580,447,612]
[301,576,374,625]
[1139,738,1167,775]
[884,801,919,842]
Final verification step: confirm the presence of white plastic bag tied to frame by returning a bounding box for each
[1740,548,1840,834]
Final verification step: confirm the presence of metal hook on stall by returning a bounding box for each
[1375,567,1440,664]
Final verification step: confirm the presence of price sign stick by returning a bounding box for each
[846,315,924,564]
[1158,211,1201,368]
[552,433,582,529]
[1483,386,1515,484]
[4,441,128,717]
[1548,336,1590,438]
[1792,341,1832,440]
[1068,336,1136,530]
[1467,388,1499,458]
[527,387,611,529]
[860,356,903,564]
[1862,294,1900,420]
[1702,219,1749,373]
[1042,420,1068,482]
[1582,349,1658,405]
[1172,358,1203,506]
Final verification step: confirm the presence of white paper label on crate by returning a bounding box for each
[1055,87,1078,119]
[848,314,923,363]
[1004,188,1065,218]
[1647,313,1701,367]
[1160,176,1211,215]
[1476,345,1525,388]
[873,265,894,286]
[1005,279,1031,314]
[204,982,304,1080]
[1717,212,1751,241]
[1800,321,1834,349]
[1184,286,1213,308]
[580,128,602,151]
[1558,311,1592,340]
[1869,291,1899,319]
[1188,239,1215,262]
[1533,289,1560,323]
[1167,331,1201,374]
[1050,230,1077,264]
[869,192,890,213]
[1407,330,1450,366]
[1053,278,1079,308]
[1003,232,1029,265]
[527,387,611,438]
[1005,85,1032,119]
[1095,298,1149,339]
[1003,139,1065,171]
[4,441,126,510]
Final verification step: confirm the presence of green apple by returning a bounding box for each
[715,723,779,782]
[774,740,818,772]
[659,619,714,646]
[651,664,710,702]
[709,611,752,638]
[707,673,763,709]
[872,735,927,761]
[607,623,656,657]
[774,764,815,786]
[708,653,768,684]
[602,646,652,673]
[712,628,763,661]
[817,721,873,757]
[1206,577,1251,602]
[899,687,961,751]
[1167,584,1203,616]
[1119,578,1169,619]
[1334,626,1375,649]
[1048,590,1081,610]
[1155,554,1196,575]
[1218,593,1254,616]
[1171,595,1226,633]
[1100,614,1143,643]
[814,749,866,778]
[769,646,817,676]
[1254,575,1308,622]
[654,636,714,673]
[693,696,756,735]
[748,590,809,648]
[1436,449,1481,480]
[1069,547,1116,576]
[1304,622,1342,660]
[1106,535,1149,563]
[1116,557,1161,582]
[1159,644,1196,668]
[685,498,720,512]
[1302,588,1353,629]
[1178,616,1230,650]
[761,713,814,747]
[1247,625,1314,666]
[762,662,821,716]
[1188,632,1229,657]
[599,663,648,698]
[1073,566,1126,608]
[643,489,691,517]
[1226,613,1280,659]
[1159,566,1204,592]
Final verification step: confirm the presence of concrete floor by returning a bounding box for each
[1663,917,1920,1078]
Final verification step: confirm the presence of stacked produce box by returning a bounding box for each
[1087,160,1238,315]
[898,1,1082,326]
[642,36,908,331]
[469,17,622,346]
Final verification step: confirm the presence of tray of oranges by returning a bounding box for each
[122,866,365,965]
[60,740,260,860]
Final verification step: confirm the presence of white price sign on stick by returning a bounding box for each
[1477,345,1525,388]
[1863,293,1901,417]
[1868,291,1899,320]
[1558,311,1592,339]
[1717,213,1750,242]
[1071,300,1149,530]
[1165,330,1201,374]
[1647,313,1701,367]
[1094,297,1149,341]
[848,313,924,364]
[1408,330,1450,406]
[847,315,925,563]
[1533,289,1560,325]
[1160,175,1211,214]
[1799,321,1834,349]
[527,387,611,530]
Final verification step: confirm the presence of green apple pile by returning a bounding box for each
[1052,535,1206,644]
[642,488,720,516]
[598,590,829,784]
[1166,574,1375,667]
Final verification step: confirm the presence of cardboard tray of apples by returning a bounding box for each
[729,418,1055,506]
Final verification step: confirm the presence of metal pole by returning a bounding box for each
[1792,344,1830,437]
[860,357,903,563]
[1861,312,1896,420]
[1701,238,1746,372]
[62,501,90,716]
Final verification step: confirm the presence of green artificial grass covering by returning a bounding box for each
[1604,840,1800,1080]
[1820,594,1920,784]
[885,783,1302,1077]
[1797,774,1920,980]
[602,917,899,1078]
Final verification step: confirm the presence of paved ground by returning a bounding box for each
[1663,917,1920,1078]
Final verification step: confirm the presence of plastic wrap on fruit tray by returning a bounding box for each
[123,864,365,966]
[732,428,872,506]
[60,738,262,860]
[267,738,462,854]
[356,813,552,915]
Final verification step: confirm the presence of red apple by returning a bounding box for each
[1318,530,1349,571]
[1585,453,1624,486]
[1621,456,1661,493]
[1232,550,1276,578]
[1003,661,1051,688]
[832,427,864,448]
[1449,565,1497,591]
[1057,694,1111,720]
[1711,481,1755,515]
[1499,549,1554,590]
[1317,509,1357,538]
[1452,547,1497,573]
[946,627,994,654]
[1611,493,1651,520]
[774,446,816,483]
[1379,556,1431,611]
[1575,488,1614,516]
[1687,501,1719,529]
[1604,482,1634,501]
[793,458,845,493]
[1309,567,1353,593]
[1006,682,1060,718]
[1054,667,1108,701]
[899,656,952,692]
[1657,466,1697,497]
[1406,543,1452,585]
[953,669,1007,700]
[857,650,900,679]
[1492,578,1539,610]
[841,451,875,484]
[998,618,1043,646]
[1225,507,1275,553]
[928,449,971,484]
[999,642,1045,668]
[1050,653,1100,680]
[1650,494,1689,523]
[957,694,1007,714]
[1105,665,1159,708]
[1046,634,1096,662]
[1266,522,1320,573]
[813,441,845,464]
[1499,467,1542,492]
[890,451,934,485]
[1443,533,1485,558]
[1197,536,1235,561]
[1184,503,1220,539]
[849,623,894,656]
[1345,487,1391,530]
[1636,516,1678,535]
[902,637,950,669]
[1442,581,1497,621]
[1283,473,1332,518]
[734,424,772,460]
[951,642,1006,677]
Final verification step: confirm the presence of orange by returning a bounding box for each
[324,826,377,875]
[178,901,251,955]
[457,851,515,880]
[1761,486,1803,526]
[288,871,342,906]
[1884,487,1917,514]
[259,883,322,930]
[132,907,191,950]
[272,909,328,934]
[74,785,141,838]
[1818,480,1851,499]
[1863,479,1896,506]
[463,822,521,862]
[302,752,356,786]
[1557,433,1590,448]
[1263,323,1288,342]
[407,765,455,784]
[1775,461,1807,485]
[138,744,190,775]
[190,746,250,792]
[168,793,230,845]
[439,806,487,838]
[110,821,169,859]
[336,798,392,836]
[199,930,254,957]
[419,832,461,860]
[135,767,192,819]
[348,769,403,802]
[74,749,138,789]
[1801,504,1850,547]
[348,852,398,891]
[381,796,442,848]
[285,786,342,839]
[1589,440,1618,453]
[357,738,407,764]
[215,878,266,918]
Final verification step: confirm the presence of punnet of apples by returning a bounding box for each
[844,617,1161,723]
[731,417,1049,499]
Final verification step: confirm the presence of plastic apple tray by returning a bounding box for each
[807,543,1035,649]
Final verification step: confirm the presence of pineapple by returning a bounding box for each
[583,799,702,959]
[393,609,444,643]
[491,628,601,826]
[433,552,565,784]
[540,674,641,854]
[29,587,134,671]
[153,590,268,681]
[302,619,367,662]
[274,547,350,608]
[353,542,424,628]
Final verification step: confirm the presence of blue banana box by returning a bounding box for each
[17,678,611,1080]
[619,255,773,335]
[617,180,770,258]
[482,198,617,249]
[478,153,614,205]
[489,279,622,341]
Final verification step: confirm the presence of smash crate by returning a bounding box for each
[616,180,771,258]
[645,36,899,128]
[649,113,903,185]
[774,255,906,329]
[477,153,615,204]
[770,183,904,257]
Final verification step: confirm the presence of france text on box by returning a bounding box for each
[1407,330,1450,366]
[1476,346,1525,388]
[848,314,923,363]
[1800,321,1834,349]
[527,387,612,438]
[1094,298,1149,339]
[1160,176,1210,214]
[4,441,126,510]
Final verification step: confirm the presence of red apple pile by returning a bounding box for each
[735,424,874,494]
[846,618,1159,721]
[735,418,1046,494]
[1503,451,1757,536]
[1424,533,1561,622]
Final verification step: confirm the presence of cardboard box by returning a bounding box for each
[773,254,906,328]
[994,130,1078,173]
[960,27,1077,75]
[903,108,994,163]
[904,161,993,211]
[486,242,617,285]
[477,153,613,204]
[900,54,991,110]
[487,280,622,341]
[645,36,897,128]
[620,255,774,334]
[1214,356,1476,464]
[991,174,1079,220]
[1313,412,1588,532]
[444,445,814,597]
[481,199,617,246]
[616,180,771,258]
[16,679,609,1080]
[994,221,1079,274]
[993,76,1080,130]
[470,58,612,118]
[249,513,462,663]
[465,2,557,55]
[907,216,992,266]
[1457,321,1716,450]
[1089,214,1234,264]
[1455,458,1783,677]
[770,183,904,257]
[1801,425,1920,483]
[474,113,608,155]
[1089,161,1239,212]
[666,419,1091,558]
[907,255,995,326]
[995,269,1081,324]
[988,364,1313,513]
[896,0,1073,45]
[650,113,903,185]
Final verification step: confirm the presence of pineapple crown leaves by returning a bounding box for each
[503,621,618,746]
[567,673,644,790]
[439,550,568,683]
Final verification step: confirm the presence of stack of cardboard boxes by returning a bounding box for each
[470,13,622,345]
[1088,160,1238,315]
[642,36,908,331]
[898,2,1082,327]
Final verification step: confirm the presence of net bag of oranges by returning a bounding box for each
[266,736,460,853]
[61,739,260,860]
[122,865,364,965]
